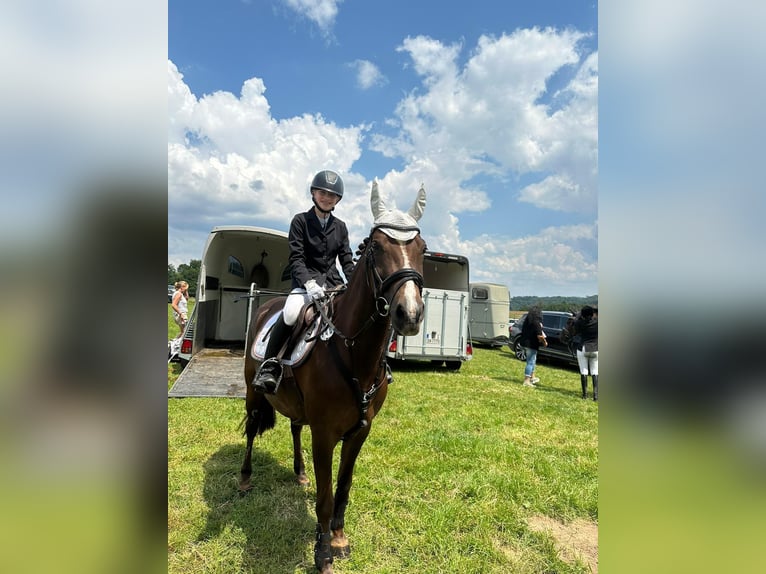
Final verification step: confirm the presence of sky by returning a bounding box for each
[168,0,598,297]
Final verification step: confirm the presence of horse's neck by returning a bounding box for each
[327,255,394,385]
[335,259,390,348]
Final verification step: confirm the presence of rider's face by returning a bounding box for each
[312,188,340,209]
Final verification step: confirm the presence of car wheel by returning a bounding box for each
[445,360,462,371]
[513,339,527,361]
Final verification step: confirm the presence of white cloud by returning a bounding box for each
[519,174,593,213]
[458,223,598,296]
[167,60,365,240]
[397,36,462,85]
[349,59,387,90]
[375,27,597,216]
[281,0,343,35]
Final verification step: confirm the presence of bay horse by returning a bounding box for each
[239,180,427,573]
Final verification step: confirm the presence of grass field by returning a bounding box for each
[168,304,598,573]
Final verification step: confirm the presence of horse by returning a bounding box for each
[239,180,427,573]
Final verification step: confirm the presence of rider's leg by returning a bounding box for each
[252,313,291,394]
[252,290,307,394]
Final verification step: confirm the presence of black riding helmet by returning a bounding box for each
[310,170,344,199]
[310,170,344,213]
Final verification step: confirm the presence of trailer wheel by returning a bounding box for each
[445,360,462,371]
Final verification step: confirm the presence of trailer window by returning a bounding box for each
[472,287,489,300]
[228,255,244,278]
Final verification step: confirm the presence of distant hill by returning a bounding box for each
[510,295,598,313]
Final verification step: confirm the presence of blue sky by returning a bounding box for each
[168,0,598,296]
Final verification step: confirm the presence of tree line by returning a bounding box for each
[168,260,201,296]
[510,295,598,313]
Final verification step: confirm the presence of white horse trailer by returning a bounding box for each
[171,226,291,396]
[468,282,511,347]
[386,251,472,370]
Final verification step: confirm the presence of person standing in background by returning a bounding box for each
[171,280,189,339]
[573,305,598,401]
[521,306,547,387]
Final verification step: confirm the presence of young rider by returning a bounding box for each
[253,169,355,394]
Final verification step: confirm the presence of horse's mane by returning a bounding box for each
[354,237,370,260]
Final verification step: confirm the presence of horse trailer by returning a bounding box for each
[170,226,292,397]
[386,250,473,370]
[468,282,511,347]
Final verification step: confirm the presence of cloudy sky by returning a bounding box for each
[169,0,598,296]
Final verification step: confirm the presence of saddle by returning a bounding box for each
[250,299,332,368]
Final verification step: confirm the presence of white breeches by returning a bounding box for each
[282,288,312,326]
[576,349,598,376]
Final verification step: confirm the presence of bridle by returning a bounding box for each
[365,224,425,318]
[316,224,424,346]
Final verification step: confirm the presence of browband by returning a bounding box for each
[371,223,421,238]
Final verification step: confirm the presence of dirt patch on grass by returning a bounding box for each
[527,515,598,573]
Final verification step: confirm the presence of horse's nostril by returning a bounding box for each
[394,303,424,326]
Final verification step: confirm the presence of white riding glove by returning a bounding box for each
[305,279,325,301]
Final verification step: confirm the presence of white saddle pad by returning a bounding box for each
[250,311,323,366]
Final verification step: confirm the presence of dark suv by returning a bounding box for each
[509,310,577,366]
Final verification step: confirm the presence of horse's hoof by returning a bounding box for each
[238,478,253,494]
[331,533,350,559]
[296,473,310,486]
[331,544,350,559]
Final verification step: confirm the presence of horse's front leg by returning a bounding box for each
[290,422,309,485]
[331,423,372,558]
[311,431,337,573]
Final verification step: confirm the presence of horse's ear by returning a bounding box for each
[407,183,426,221]
[370,179,388,219]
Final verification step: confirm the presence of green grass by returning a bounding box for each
[168,308,597,573]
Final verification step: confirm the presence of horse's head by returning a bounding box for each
[365,180,427,336]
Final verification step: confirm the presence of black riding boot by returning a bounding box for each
[580,375,588,399]
[252,314,292,394]
[592,375,598,401]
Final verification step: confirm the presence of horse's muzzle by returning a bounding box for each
[392,300,424,336]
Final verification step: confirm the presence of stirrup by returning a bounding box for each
[253,357,283,394]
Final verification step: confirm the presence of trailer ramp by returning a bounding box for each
[168,347,246,398]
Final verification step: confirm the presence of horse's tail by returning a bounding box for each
[238,399,276,437]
